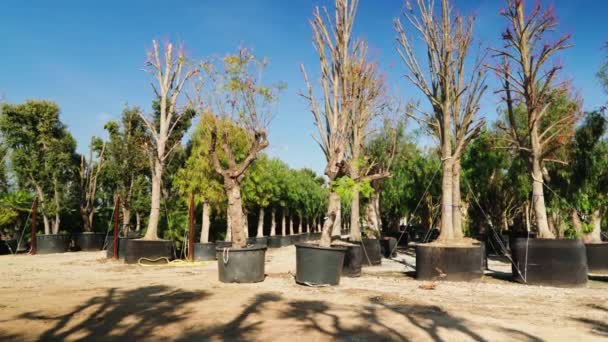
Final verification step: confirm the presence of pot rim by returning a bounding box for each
[295,242,347,252]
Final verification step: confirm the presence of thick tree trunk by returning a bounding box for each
[257,207,265,237]
[320,191,341,247]
[571,210,583,237]
[363,193,381,237]
[452,159,464,240]
[270,208,276,236]
[225,178,247,247]
[289,216,294,235]
[281,209,286,235]
[531,152,554,238]
[144,162,163,240]
[225,214,231,242]
[43,214,50,235]
[52,213,60,234]
[122,205,131,234]
[331,203,342,237]
[437,157,454,242]
[200,200,210,243]
[583,209,603,243]
[297,215,302,234]
[81,210,92,233]
[350,187,361,241]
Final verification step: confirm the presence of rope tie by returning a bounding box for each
[222,247,230,264]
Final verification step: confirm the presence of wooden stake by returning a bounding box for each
[188,193,195,262]
[113,195,121,260]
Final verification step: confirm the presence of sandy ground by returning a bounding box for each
[0,245,607,342]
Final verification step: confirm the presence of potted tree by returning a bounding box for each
[396,0,488,281]
[298,0,377,286]
[194,49,282,283]
[491,0,587,286]
[175,113,226,261]
[242,155,275,248]
[75,137,107,251]
[124,40,198,264]
[266,159,290,248]
[0,101,77,254]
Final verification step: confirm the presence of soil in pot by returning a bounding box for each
[586,242,608,275]
[35,234,71,254]
[511,238,587,287]
[123,239,174,264]
[105,237,134,260]
[380,237,398,258]
[75,232,106,251]
[193,242,216,261]
[295,243,347,286]
[216,246,266,283]
[340,242,362,277]
[416,241,484,282]
[0,240,17,255]
[360,238,382,266]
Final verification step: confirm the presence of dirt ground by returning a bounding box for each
[0,245,607,342]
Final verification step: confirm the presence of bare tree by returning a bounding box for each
[395,0,487,242]
[140,40,198,240]
[489,0,576,238]
[301,0,368,247]
[79,137,106,232]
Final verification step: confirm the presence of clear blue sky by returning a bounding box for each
[1,0,606,175]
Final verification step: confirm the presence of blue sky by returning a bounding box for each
[1,0,606,175]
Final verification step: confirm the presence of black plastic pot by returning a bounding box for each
[105,237,133,260]
[586,243,608,274]
[193,242,216,261]
[295,243,347,286]
[75,232,106,251]
[361,238,382,266]
[380,237,398,258]
[216,241,233,249]
[416,243,484,282]
[216,246,266,283]
[123,239,174,264]
[268,235,282,248]
[341,243,362,277]
[0,240,17,255]
[36,234,71,254]
[511,238,587,287]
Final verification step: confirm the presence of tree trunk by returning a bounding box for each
[122,205,131,234]
[452,159,464,240]
[350,187,361,241]
[289,216,294,235]
[281,209,286,236]
[306,219,310,233]
[225,178,247,247]
[225,213,231,242]
[531,152,554,238]
[297,215,302,234]
[81,209,92,233]
[257,207,265,237]
[270,208,276,236]
[571,210,583,237]
[144,162,163,240]
[320,191,340,247]
[243,211,249,238]
[136,212,141,231]
[43,214,50,235]
[437,157,454,242]
[200,200,210,243]
[583,209,603,243]
[331,203,342,237]
[364,193,381,237]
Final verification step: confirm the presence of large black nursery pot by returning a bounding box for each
[36,234,71,254]
[75,232,106,251]
[416,242,484,282]
[511,238,588,287]
[193,242,216,261]
[267,235,283,248]
[380,237,398,258]
[216,245,266,283]
[105,237,135,260]
[585,242,608,274]
[0,239,18,255]
[360,238,382,266]
[341,243,362,277]
[295,242,347,286]
[123,239,174,264]
[247,236,268,248]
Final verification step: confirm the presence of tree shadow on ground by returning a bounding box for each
[572,304,608,338]
[18,285,208,341]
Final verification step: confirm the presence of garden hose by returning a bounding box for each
[137,257,208,267]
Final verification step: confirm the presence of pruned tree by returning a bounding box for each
[489,0,578,238]
[194,49,281,248]
[78,137,106,232]
[395,0,487,242]
[139,40,198,240]
[301,0,366,247]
